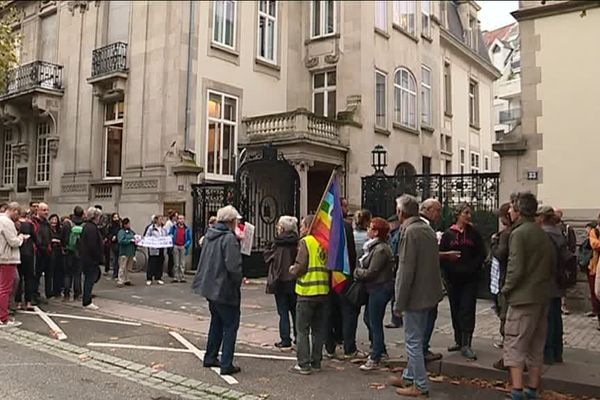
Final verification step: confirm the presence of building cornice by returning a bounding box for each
[440,28,501,79]
[512,1,600,21]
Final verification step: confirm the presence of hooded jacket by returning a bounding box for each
[62,215,85,255]
[192,222,243,306]
[264,233,299,294]
[542,224,568,298]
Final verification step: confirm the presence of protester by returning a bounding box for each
[0,202,25,328]
[164,210,177,279]
[192,205,243,376]
[502,192,554,400]
[536,206,567,365]
[15,209,35,311]
[386,214,403,329]
[107,213,121,280]
[49,214,64,298]
[80,207,103,310]
[62,206,84,301]
[117,218,136,287]
[144,215,168,286]
[353,210,371,259]
[583,220,600,329]
[390,195,443,397]
[169,214,192,283]
[439,203,485,360]
[554,209,576,315]
[419,198,443,363]
[27,201,38,219]
[354,217,395,371]
[289,214,330,375]
[265,215,299,349]
[32,202,51,304]
[199,216,217,247]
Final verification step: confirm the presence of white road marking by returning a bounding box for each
[33,306,67,341]
[87,343,191,353]
[18,311,142,326]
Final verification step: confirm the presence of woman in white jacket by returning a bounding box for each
[0,202,25,328]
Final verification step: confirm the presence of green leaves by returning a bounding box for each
[0,0,20,93]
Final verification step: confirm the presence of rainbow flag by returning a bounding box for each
[310,173,351,293]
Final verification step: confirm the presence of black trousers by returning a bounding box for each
[446,275,478,347]
[325,292,344,353]
[82,263,100,306]
[15,255,35,304]
[147,255,164,281]
[167,248,174,278]
[51,249,64,297]
[33,252,53,300]
[64,253,82,298]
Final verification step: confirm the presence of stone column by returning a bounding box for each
[292,160,313,218]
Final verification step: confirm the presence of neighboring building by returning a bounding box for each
[484,22,521,140]
[494,0,600,223]
[0,0,498,234]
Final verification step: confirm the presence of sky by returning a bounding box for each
[477,1,519,31]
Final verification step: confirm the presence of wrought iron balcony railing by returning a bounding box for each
[499,108,521,124]
[1,61,63,98]
[91,42,128,78]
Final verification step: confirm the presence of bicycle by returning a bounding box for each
[129,246,148,273]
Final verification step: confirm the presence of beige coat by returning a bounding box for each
[0,213,22,265]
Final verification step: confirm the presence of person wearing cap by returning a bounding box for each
[192,205,243,376]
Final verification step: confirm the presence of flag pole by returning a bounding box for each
[307,169,337,234]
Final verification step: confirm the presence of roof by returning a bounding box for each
[446,1,492,63]
[483,23,517,47]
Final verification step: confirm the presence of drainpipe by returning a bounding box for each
[183,0,195,154]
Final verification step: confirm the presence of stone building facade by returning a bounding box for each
[0,0,498,231]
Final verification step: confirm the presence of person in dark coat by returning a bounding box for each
[32,202,51,304]
[15,210,36,311]
[265,215,299,349]
[80,207,103,309]
[192,205,243,376]
[48,214,64,298]
[107,213,122,280]
[62,206,85,301]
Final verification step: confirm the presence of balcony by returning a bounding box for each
[499,108,521,124]
[242,108,346,148]
[0,61,63,101]
[88,42,128,100]
[497,77,521,100]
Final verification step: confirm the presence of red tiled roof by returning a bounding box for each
[483,22,517,47]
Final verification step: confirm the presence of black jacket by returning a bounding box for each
[344,220,357,275]
[80,222,103,265]
[34,217,51,255]
[440,224,485,279]
[265,233,299,294]
[491,227,512,288]
[18,220,36,257]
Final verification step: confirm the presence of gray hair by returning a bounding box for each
[87,206,102,221]
[7,202,21,212]
[216,205,241,222]
[277,215,298,234]
[396,194,419,218]
[420,198,441,213]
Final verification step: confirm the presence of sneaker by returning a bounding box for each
[180,279,187,283]
[171,279,179,283]
[156,280,165,285]
[203,359,221,368]
[84,303,99,310]
[116,282,124,288]
[124,281,132,286]
[359,358,379,371]
[493,358,508,371]
[274,342,292,349]
[311,364,322,372]
[447,343,461,352]
[146,281,152,286]
[289,364,312,375]
[0,319,22,328]
[585,311,597,318]
[424,350,443,362]
[220,365,241,375]
[380,352,390,361]
[461,346,477,360]
[343,350,368,360]
[524,387,539,400]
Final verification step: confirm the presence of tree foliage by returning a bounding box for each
[0,0,20,92]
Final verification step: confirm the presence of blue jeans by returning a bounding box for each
[274,291,297,346]
[403,309,431,392]
[367,287,392,362]
[205,300,241,370]
[423,305,438,353]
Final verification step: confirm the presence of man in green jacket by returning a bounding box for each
[117,218,136,287]
[502,193,554,400]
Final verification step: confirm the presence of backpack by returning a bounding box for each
[553,239,578,289]
[67,223,84,253]
[579,238,593,271]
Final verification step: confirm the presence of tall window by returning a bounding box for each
[468,16,478,50]
[443,61,452,115]
[421,1,431,38]
[375,0,387,31]
[257,1,277,63]
[213,0,236,48]
[36,122,51,184]
[104,101,124,179]
[2,128,15,186]
[393,1,416,36]
[422,156,431,175]
[484,156,490,172]
[311,0,335,39]
[207,91,237,179]
[313,70,336,118]
[469,80,479,127]
[375,70,386,128]
[470,152,480,173]
[394,67,417,129]
[459,148,465,173]
[421,65,432,127]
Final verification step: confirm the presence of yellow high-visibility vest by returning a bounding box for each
[296,235,330,296]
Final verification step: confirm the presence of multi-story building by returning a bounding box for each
[494,0,600,224]
[484,22,521,140]
[0,0,498,234]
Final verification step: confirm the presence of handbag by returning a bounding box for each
[345,280,368,306]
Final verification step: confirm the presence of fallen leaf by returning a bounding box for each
[390,367,404,373]
[368,383,386,390]
[151,362,165,371]
[333,366,345,371]
[429,375,444,383]
[110,337,119,341]
[450,380,460,385]
[78,354,91,362]
[378,367,390,372]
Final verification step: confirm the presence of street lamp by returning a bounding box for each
[371,145,387,174]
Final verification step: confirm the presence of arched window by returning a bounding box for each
[394,68,417,129]
[395,162,416,177]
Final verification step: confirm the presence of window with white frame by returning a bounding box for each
[421,65,432,127]
[2,128,15,186]
[459,148,465,173]
[484,156,490,172]
[36,122,51,184]
[257,1,277,63]
[421,1,431,38]
[469,80,479,127]
[375,0,387,31]
[468,16,478,50]
[375,70,386,128]
[393,1,416,36]
[207,91,237,179]
[394,67,417,129]
[213,0,236,49]
[313,70,336,118]
[104,100,124,179]
[443,61,452,115]
[470,152,480,173]
[311,0,335,39]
